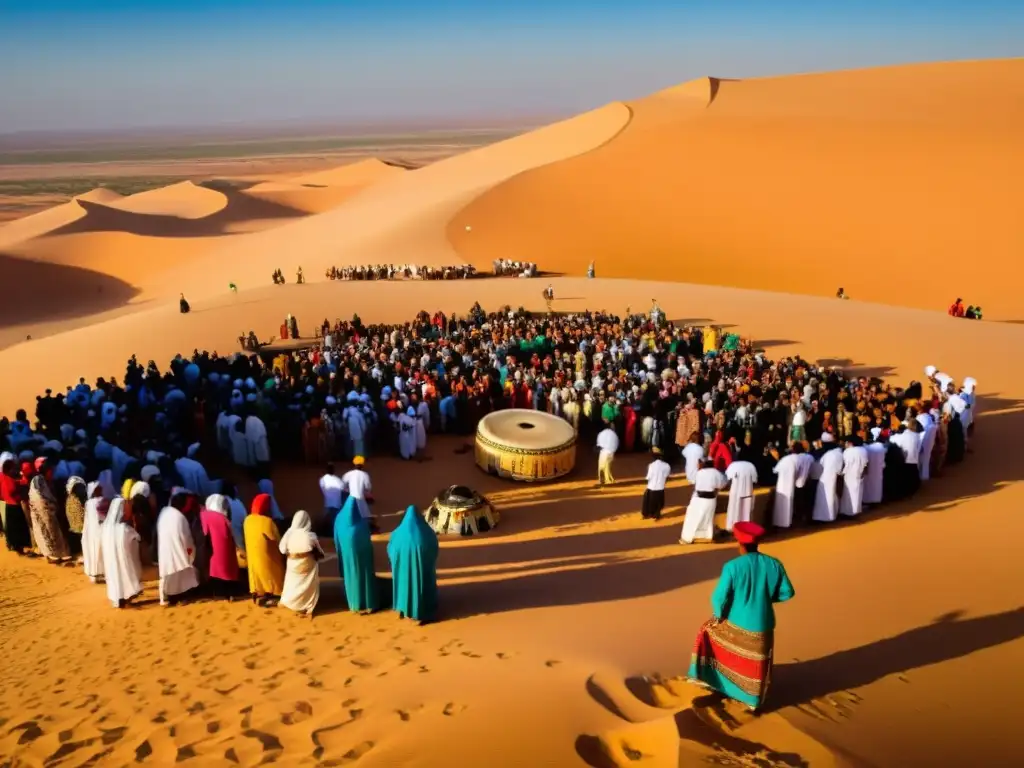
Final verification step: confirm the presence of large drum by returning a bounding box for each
[475,409,577,482]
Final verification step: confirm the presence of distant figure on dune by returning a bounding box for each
[587,261,595,279]
[687,522,794,712]
[948,297,965,317]
[272,269,284,285]
[836,287,848,299]
[179,293,190,314]
[229,283,237,293]
[543,283,554,311]
[296,267,304,285]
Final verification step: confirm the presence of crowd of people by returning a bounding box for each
[948,297,983,320]
[326,264,479,281]
[491,259,539,277]
[1,302,976,626]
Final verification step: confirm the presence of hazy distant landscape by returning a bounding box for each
[0,125,527,222]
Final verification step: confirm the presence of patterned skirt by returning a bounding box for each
[687,618,773,709]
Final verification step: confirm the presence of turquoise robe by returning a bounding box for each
[688,551,795,707]
[333,497,379,613]
[387,506,439,622]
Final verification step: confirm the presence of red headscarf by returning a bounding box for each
[708,430,733,472]
[251,493,272,517]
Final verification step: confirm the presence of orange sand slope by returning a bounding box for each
[448,58,1024,317]
[1,278,1023,768]
[177,103,629,298]
[243,158,406,214]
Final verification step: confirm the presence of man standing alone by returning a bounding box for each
[596,422,619,486]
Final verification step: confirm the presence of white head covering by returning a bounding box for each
[186,443,201,458]
[821,432,835,443]
[924,365,937,378]
[140,465,161,483]
[103,497,127,533]
[87,481,101,498]
[129,481,151,499]
[0,451,14,470]
[205,493,229,517]
[278,510,318,555]
[869,427,882,440]
[66,476,85,494]
[962,377,976,395]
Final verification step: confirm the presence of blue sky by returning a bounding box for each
[0,0,1021,133]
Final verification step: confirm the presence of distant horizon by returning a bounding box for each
[2,1,1022,134]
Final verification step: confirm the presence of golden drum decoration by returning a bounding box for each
[475,409,577,482]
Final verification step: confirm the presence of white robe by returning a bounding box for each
[174,457,215,497]
[794,453,815,490]
[245,416,271,464]
[680,468,726,543]
[341,469,373,518]
[97,469,117,501]
[839,445,869,517]
[916,417,937,481]
[156,506,199,603]
[102,500,143,607]
[812,448,845,523]
[82,498,106,582]
[864,442,887,505]
[681,443,704,484]
[415,402,430,450]
[398,413,417,459]
[724,460,758,531]
[278,512,322,614]
[772,454,799,528]
[228,416,250,466]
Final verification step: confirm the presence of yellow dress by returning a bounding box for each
[243,515,286,596]
[703,326,719,355]
[121,478,135,499]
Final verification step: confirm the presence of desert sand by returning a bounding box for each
[2,59,1023,768]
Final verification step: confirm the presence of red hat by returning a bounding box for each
[733,521,765,545]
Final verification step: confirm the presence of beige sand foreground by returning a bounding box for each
[1,59,1023,767]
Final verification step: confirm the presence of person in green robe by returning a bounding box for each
[332,497,379,614]
[387,505,439,624]
[687,521,794,710]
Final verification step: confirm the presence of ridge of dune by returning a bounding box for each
[286,157,405,187]
[0,200,86,250]
[447,57,1024,317]
[162,102,632,299]
[73,187,125,204]
[105,180,227,218]
[242,159,406,214]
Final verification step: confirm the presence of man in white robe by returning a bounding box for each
[397,407,418,460]
[915,411,937,481]
[174,444,218,496]
[341,458,373,519]
[157,498,199,605]
[680,460,726,544]
[863,438,887,505]
[227,414,250,467]
[793,447,815,522]
[839,439,869,517]
[414,399,430,451]
[771,448,800,528]
[244,414,271,469]
[811,446,845,523]
[681,438,704,484]
[596,425,619,485]
[724,459,758,531]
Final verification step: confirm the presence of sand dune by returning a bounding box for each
[287,157,405,187]
[163,103,630,298]
[448,58,1024,316]
[0,200,87,250]
[100,180,227,218]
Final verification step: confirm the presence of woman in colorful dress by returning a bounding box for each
[243,493,285,605]
[688,522,794,711]
[28,458,71,563]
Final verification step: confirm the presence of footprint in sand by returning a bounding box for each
[350,659,373,670]
[545,660,561,668]
[242,728,283,753]
[175,744,198,762]
[460,651,482,659]
[442,703,468,717]
[135,739,153,762]
[224,747,240,764]
[280,701,314,726]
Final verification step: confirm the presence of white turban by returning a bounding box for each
[821,432,835,443]
[924,365,937,378]
[140,465,161,483]
[869,427,882,440]
[129,481,151,499]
